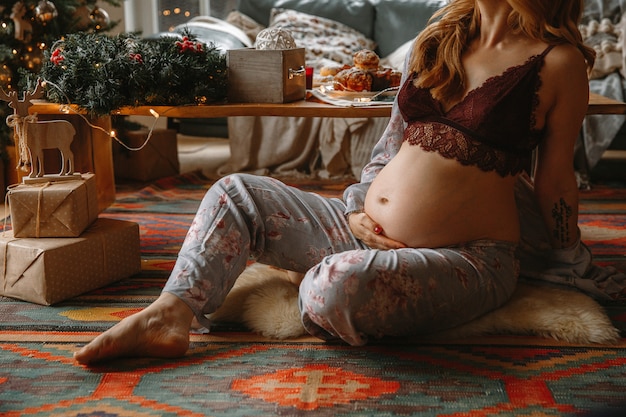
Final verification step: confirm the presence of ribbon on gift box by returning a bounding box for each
[34,182,51,237]
[0,236,17,294]
[5,181,56,237]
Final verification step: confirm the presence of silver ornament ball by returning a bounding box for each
[255,27,297,50]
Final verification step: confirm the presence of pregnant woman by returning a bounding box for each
[75,0,625,364]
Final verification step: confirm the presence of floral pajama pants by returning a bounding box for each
[163,173,521,345]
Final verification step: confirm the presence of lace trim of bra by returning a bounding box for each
[404,122,529,177]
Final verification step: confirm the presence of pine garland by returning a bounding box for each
[38,31,228,116]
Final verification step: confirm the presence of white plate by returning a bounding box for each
[317,84,398,103]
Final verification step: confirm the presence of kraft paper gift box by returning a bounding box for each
[7,173,98,238]
[0,218,141,305]
[113,129,180,182]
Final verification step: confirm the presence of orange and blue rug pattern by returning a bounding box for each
[1,172,626,416]
[1,339,626,416]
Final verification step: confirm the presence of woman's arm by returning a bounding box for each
[533,45,590,249]
[343,102,409,250]
[342,104,406,214]
[341,43,413,250]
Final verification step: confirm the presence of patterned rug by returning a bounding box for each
[1,171,626,417]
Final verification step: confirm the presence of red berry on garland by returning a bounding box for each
[50,48,64,65]
[176,36,202,54]
[129,53,143,64]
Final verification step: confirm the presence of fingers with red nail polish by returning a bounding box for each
[373,225,382,235]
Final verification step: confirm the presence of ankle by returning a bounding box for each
[153,292,195,327]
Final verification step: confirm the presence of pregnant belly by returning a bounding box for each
[364,189,467,248]
[363,149,519,248]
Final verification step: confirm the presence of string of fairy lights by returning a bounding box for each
[158,1,200,32]
[156,0,236,32]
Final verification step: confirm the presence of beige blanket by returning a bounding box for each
[220,116,390,179]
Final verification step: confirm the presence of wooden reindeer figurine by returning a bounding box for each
[1,81,77,181]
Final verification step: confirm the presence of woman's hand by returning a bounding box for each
[348,212,407,250]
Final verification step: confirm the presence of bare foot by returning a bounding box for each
[74,292,195,364]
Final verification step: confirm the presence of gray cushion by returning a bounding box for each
[237,0,376,39]
[374,0,445,57]
[582,0,624,23]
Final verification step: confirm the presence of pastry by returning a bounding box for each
[328,49,401,91]
[320,64,350,77]
[371,68,402,91]
[353,49,380,71]
[333,67,373,92]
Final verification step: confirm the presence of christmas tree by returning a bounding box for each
[0,0,121,161]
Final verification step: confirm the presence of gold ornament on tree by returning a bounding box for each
[35,0,59,23]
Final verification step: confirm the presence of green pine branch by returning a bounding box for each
[38,31,228,116]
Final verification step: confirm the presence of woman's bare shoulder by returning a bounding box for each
[543,43,588,77]
[540,43,589,109]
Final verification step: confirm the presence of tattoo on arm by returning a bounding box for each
[551,198,573,245]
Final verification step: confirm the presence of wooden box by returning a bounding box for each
[113,129,179,182]
[227,48,306,103]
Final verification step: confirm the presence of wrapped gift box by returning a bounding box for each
[113,129,180,182]
[0,218,141,305]
[227,48,306,103]
[7,173,98,238]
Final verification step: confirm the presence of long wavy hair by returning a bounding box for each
[409,0,596,101]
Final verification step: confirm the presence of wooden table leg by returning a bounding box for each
[89,116,116,211]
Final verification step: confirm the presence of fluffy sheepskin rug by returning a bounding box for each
[207,263,621,344]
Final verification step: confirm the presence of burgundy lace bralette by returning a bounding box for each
[398,45,554,176]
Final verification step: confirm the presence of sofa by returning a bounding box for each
[235,0,443,60]
[177,0,626,181]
